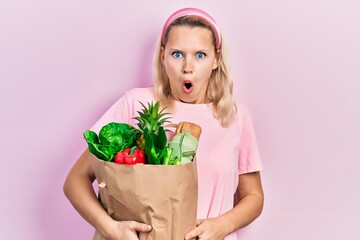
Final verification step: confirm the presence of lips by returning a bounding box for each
[182,80,193,94]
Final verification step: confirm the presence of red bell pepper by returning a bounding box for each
[114,146,146,165]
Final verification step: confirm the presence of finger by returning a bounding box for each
[185,227,202,240]
[129,221,152,232]
[196,219,204,226]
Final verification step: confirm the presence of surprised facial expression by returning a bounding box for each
[161,26,219,104]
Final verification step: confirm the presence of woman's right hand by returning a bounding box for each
[64,149,151,240]
[105,220,152,240]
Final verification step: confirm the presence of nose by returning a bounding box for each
[182,57,193,74]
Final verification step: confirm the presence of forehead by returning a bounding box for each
[166,25,215,50]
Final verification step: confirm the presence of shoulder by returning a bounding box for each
[123,87,155,100]
[233,100,255,129]
[105,87,156,114]
[120,86,159,114]
[121,87,157,104]
[234,101,252,117]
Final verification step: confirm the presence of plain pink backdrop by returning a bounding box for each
[1,0,359,239]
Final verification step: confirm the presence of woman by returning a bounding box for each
[64,7,264,240]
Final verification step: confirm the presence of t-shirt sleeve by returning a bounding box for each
[238,104,263,175]
[90,93,131,134]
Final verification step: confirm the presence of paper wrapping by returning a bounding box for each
[91,157,198,240]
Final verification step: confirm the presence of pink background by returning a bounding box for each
[1,0,359,239]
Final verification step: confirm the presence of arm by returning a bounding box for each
[63,149,151,240]
[221,171,264,231]
[185,171,264,240]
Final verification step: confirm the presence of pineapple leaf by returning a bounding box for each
[134,101,173,164]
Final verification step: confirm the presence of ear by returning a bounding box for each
[212,49,220,70]
[160,47,165,64]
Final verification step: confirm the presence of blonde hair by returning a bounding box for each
[153,16,236,127]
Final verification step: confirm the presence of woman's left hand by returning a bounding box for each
[185,217,229,240]
[185,172,264,240]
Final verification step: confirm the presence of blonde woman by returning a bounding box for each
[64,7,264,240]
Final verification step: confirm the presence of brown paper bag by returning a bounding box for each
[91,157,198,240]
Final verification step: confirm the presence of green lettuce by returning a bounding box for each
[167,131,198,165]
[83,122,137,161]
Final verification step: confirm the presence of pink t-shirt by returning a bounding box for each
[91,87,262,240]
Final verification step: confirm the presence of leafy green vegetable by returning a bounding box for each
[143,125,172,164]
[84,101,200,165]
[83,122,137,161]
[168,131,198,164]
[134,101,174,165]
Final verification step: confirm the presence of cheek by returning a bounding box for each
[164,60,180,76]
[197,62,214,78]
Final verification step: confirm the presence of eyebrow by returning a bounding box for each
[167,48,210,53]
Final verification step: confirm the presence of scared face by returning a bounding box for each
[161,25,219,104]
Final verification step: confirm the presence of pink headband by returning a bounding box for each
[161,7,221,49]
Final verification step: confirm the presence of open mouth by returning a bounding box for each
[184,82,192,89]
[183,80,193,94]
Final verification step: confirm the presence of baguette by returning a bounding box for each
[175,122,202,141]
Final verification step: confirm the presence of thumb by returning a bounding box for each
[129,221,152,232]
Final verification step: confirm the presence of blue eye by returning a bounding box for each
[196,52,206,59]
[172,52,183,58]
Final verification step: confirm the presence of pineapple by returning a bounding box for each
[135,101,171,133]
[134,101,171,164]
[136,134,146,151]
